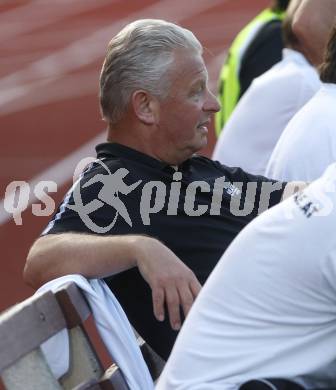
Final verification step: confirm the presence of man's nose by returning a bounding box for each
[204,89,221,113]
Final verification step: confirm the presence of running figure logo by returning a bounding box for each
[68,161,142,233]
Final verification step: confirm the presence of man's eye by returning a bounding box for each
[194,85,204,94]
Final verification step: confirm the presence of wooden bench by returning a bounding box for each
[0,282,165,389]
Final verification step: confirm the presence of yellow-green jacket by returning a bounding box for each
[215,8,286,136]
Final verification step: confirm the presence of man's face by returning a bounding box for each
[156,50,220,164]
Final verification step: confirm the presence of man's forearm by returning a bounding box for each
[24,233,145,288]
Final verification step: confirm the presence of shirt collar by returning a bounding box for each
[96,142,191,173]
[282,48,311,67]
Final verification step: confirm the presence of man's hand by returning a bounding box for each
[135,236,201,331]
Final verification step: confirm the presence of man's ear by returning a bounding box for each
[131,90,159,125]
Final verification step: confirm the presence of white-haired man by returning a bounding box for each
[24,19,293,359]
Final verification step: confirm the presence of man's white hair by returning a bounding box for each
[99,19,202,124]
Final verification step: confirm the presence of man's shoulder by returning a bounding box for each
[81,157,126,179]
[280,52,319,83]
[191,155,250,180]
[191,154,224,172]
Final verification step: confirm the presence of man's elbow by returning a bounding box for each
[23,249,43,289]
[23,237,55,289]
[23,261,38,290]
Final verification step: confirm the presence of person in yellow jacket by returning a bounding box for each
[215,0,290,135]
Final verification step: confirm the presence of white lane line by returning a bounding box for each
[0,0,118,41]
[0,69,97,115]
[0,131,105,226]
[0,0,228,112]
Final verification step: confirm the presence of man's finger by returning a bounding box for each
[178,284,195,319]
[165,286,181,331]
[190,278,202,298]
[152,287,165,322]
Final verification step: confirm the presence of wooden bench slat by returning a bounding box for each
[55,282,91,329]
[0,281,163,389]
[0,291,66,373]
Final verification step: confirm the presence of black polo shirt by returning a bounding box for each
[44,142,285,359]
